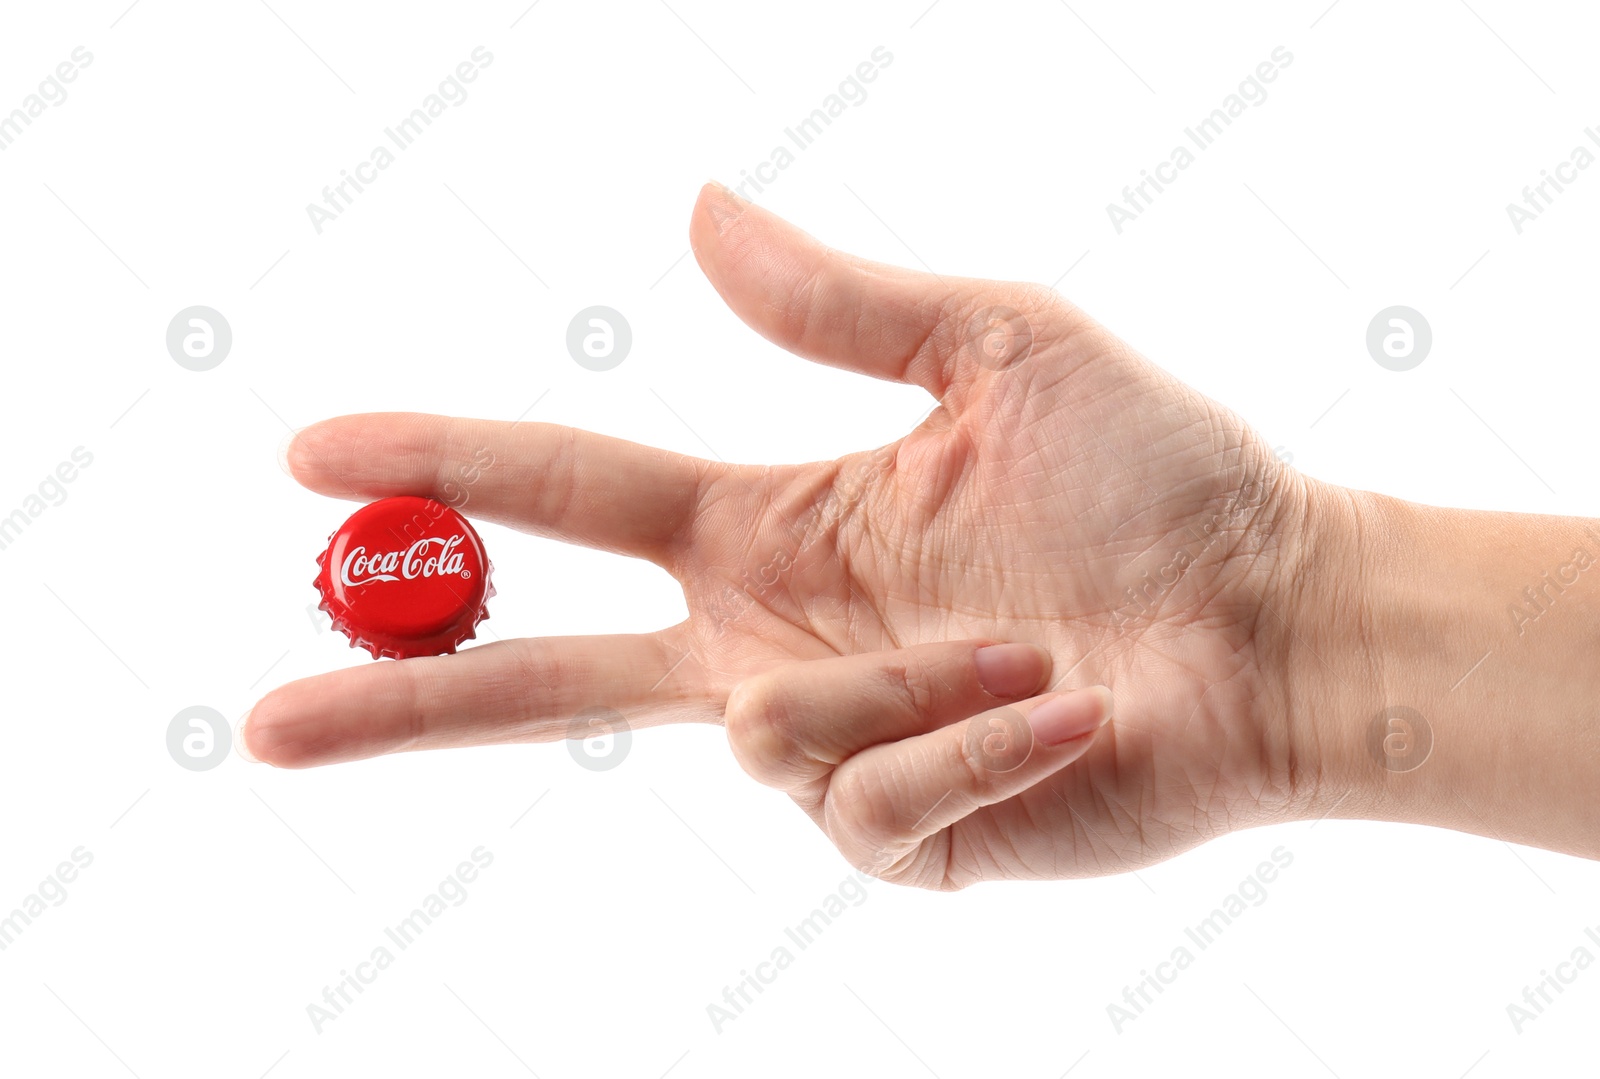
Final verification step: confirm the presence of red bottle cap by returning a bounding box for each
[314,496,494,660]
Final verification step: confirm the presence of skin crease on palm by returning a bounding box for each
[246,181,1327,891]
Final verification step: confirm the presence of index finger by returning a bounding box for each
[283,413,718,565]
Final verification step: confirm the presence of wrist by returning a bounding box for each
[1272,480,1600,856]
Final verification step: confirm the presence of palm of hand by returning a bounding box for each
[672,273,1299,884]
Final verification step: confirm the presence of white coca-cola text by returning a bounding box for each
[341,534,469,586]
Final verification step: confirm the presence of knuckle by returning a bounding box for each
[723,676,802,786]
[953,718,1013,796]
[824,765,965,892]
[528,423,582,534]
[940,285,1059,375]
[823,765,900,861]
[881,659,939,727]
[959,706,1035,781]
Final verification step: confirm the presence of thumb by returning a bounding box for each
[688,182,1060,400]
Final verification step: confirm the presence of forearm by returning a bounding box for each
[1280,481,1600,856]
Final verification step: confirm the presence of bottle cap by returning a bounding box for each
[314,496,494,660]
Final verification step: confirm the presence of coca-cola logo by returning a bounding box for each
[341,534,471,587]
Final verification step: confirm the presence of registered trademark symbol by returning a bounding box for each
[461,570,472,579]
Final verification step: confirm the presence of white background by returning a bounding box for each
[1,0,1597,1075]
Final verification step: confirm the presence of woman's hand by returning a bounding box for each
[244,182,1335,888]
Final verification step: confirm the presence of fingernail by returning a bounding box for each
[277,430,299,478]
[974,643,1050,698]
[1027,686,1113,746]
[235,710,260,763]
